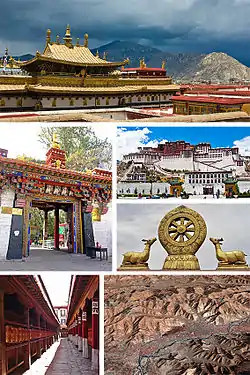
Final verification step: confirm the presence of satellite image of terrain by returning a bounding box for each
[104,275,250,375]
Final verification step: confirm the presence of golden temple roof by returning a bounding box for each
[18,25,128,68]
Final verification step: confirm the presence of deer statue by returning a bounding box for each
[122,237,157,265]
[209,237,248,265]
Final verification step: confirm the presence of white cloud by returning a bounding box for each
[116,127,168,160]
[233,136,250,156]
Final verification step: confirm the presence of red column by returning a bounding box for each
[54,208,59,249]
[77,312,82,351]
[91,298,99,369]
[0,291,6,375]
[81,306,88,358]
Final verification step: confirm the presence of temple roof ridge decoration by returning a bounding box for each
[17,25,129,73]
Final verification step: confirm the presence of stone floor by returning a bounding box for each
[46,339,98,375]
[0,247,112,271]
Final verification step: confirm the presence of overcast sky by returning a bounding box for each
[2,0,250,64]
[42,273,71,306]
[117,202,250,270]
[0,123,114,159]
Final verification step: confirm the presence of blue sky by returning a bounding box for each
[119,126,250,148]
[117,126,250,159]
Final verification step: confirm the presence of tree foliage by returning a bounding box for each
[38,126,112,171]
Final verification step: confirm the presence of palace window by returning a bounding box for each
[106,97,110,105]
[138,96,141,101]
[83,98,88,106]
[60,309,66,317]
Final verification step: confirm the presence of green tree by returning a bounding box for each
[38,126,112,171]
[16,154,44,164]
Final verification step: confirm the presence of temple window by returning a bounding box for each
[138,96,141,101]
[69,98,74,106]
[0,99,5,106]
[106,98,110,105]
[96,98,100,105]
[83,98,88,106]
[147,96,150,101]
[52,98,57,107]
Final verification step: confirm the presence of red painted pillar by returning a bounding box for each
[81,306,88,358]
[74,317,78,346]
[77,312,82,351]
[0,291,6,375]
[54,208,60,249]
[91,298,99,370]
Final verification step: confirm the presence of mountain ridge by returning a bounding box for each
[5,40,250,83]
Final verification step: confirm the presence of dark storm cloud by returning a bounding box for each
[2,0,250,62]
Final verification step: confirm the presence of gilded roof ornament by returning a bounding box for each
[76,38,80,47]
[52,133,60,149]
[36,51,41,57]
[140,57,146,68]
[162,60,166,69]
[56,35,60,44]
[84,33,88,48]
[103,52,107,60]
[63,24,73,47]
[46,29,51,44]
[96,50,99,58]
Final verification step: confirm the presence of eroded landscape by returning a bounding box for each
[104,276,250,375]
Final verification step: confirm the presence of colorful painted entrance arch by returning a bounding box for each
[0,137,112,260]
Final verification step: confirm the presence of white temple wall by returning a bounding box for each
[92,204,112,257]
[183,182,225,195]
[0,189,15,260]
[238,180,250,193]
[117,182,169,195]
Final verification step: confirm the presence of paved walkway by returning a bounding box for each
[0,248,111,271]
[46,338,97,375]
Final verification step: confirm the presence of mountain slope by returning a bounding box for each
[105,275,250,375]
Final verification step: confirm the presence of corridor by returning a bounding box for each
[46,338,97,375]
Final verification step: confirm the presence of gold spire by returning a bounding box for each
[56,35,60,44]
[63,24,73,47]
[140,57,146,68]
[84,33,88,48]
[96,50,99,58]
[46,29,51,44]
[103,52,107,60]
[52,133,60,149]
[76,37,80,47]
[162,60,166,69]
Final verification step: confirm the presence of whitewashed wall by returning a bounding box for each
[117,182,169,195]
[0,189,15,260]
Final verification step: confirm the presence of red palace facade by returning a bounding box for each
[67,275,99,370]
[0,275,59,375]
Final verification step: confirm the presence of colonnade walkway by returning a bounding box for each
[46,338,97,375]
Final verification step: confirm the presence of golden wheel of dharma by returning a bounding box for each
[158,206,207,270]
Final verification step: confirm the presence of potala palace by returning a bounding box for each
[117,140,250,197]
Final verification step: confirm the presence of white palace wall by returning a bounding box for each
[117,182,170,195]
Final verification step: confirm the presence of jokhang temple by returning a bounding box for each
[0,135,112,260]
[0,25,179,111]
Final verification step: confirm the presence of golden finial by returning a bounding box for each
[36,51,41,57]
[84,33,88,47]
[96,50,99,58]
[52,133,60,149]
[76,38,80,47]
[56,35,60,44]
[103,52,107,60]
[46,29,51,44]
[63,24,72,46]
[140,58,146,68]
[55,160,62,169]
[162,60,166,69]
